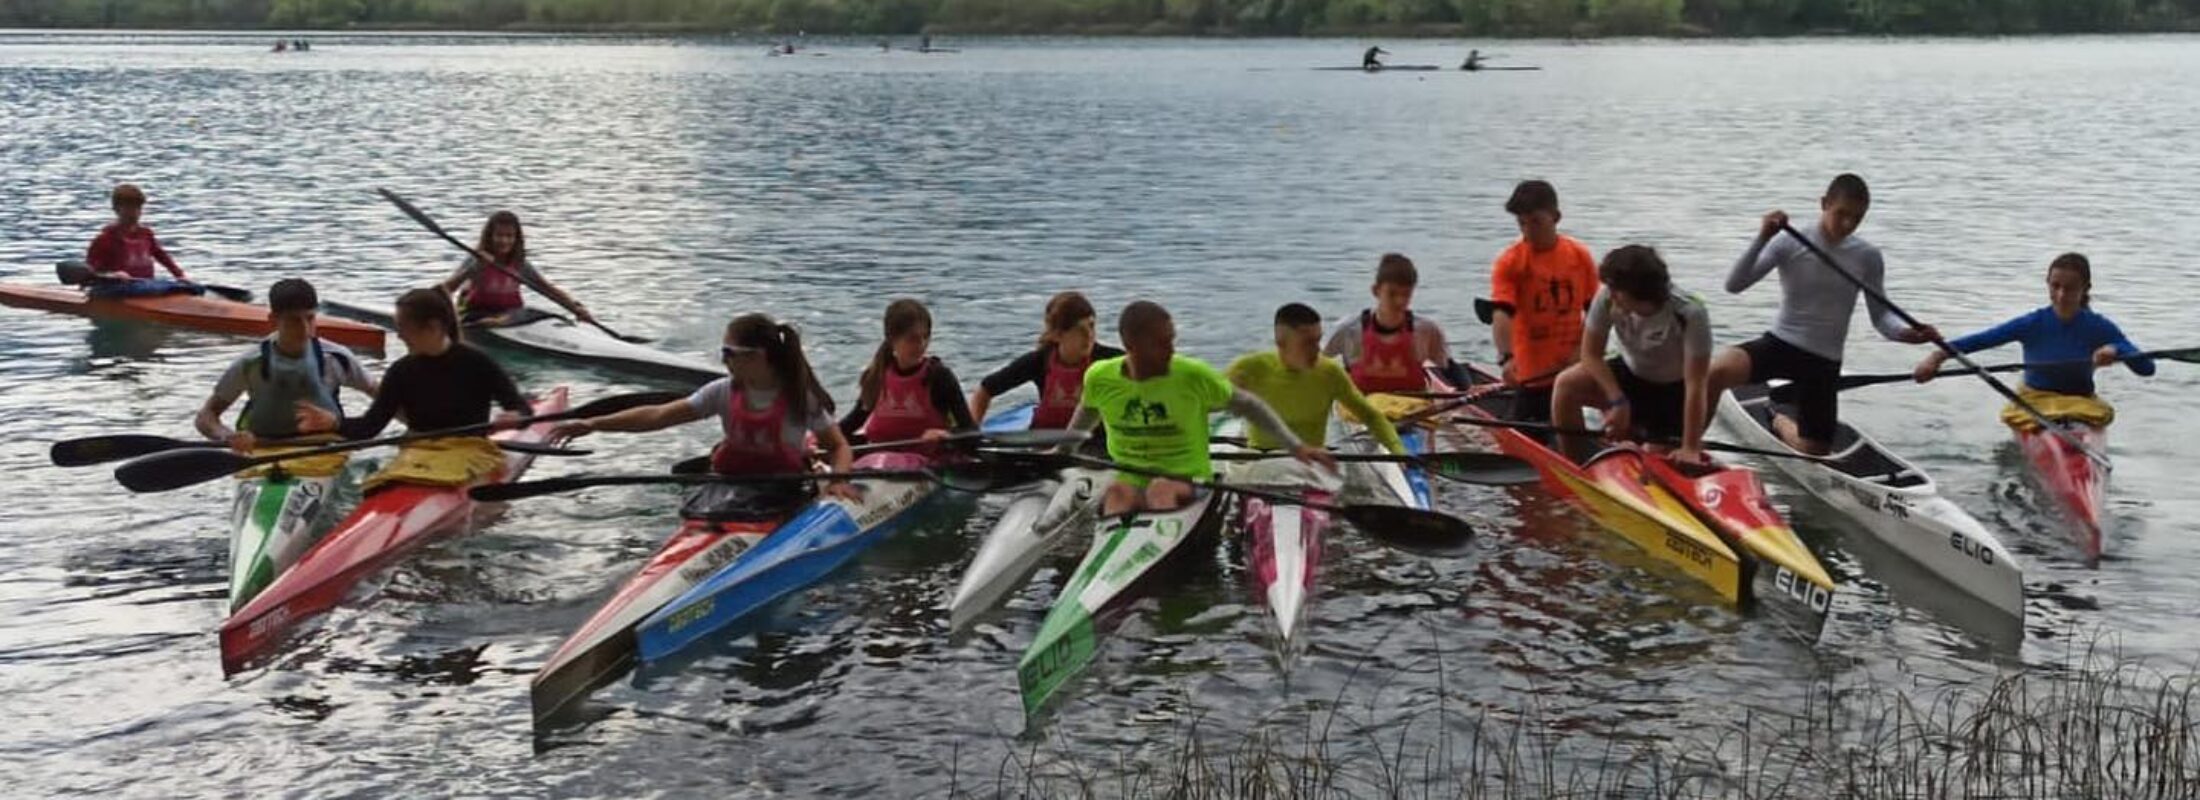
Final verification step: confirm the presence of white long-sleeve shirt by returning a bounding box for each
[1725,218,1911,362]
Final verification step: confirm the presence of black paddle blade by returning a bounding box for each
[200,284,254,303]
[376,188,449,237]
[55,261,93,285]
[670,455,712,475]
[1338,505,1478,557]
[2153,347,2200,365]
[943,450,1070,492]
[52,435,202,467]
[496,441,592,456]
[1420,452,1541,486]
[114,448,256,493]
[978,430,1090,450]
[469,475,611,503]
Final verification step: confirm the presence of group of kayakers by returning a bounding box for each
[95,170,2155,526]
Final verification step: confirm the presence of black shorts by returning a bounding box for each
[1509,386,1555,425]
[1610,358,1686,441]
[1738,333,1842,444]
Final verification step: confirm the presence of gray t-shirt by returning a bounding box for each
[1584,286,1713,385]
[210,340,375,407]
[686,377,836,454]
[1725,218,1910,362]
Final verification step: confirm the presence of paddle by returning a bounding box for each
[1062,453,1480,557]
[1444,415,1842,465]
[112,390,680,493]
[667,428,1092,478]
[1827,347,2200,393]
[56,261,253,303]
[52,433,583,466]
[1209,448,1539,486]
[374,188,652,345]
[1776,222,2107,468]
[471,452,1051,503]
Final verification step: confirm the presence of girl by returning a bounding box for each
[839,298,977,447]
[437,210,595,325]
[555,314,859,502]
[1913,252,2154,427]
[967,291,1123,428]
[298,288,532,488]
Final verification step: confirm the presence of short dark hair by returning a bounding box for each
[1824,173,1870,206]
[2049,252,2092,307]
[267,278,319,313]
[1118,300,1172,341]
[1273,302,1323,328]
[111,183,146,208]
[1374,253,1418,288]
[396,287,463,343]
[1504,180,1559,215]
[1598,245,1672,305]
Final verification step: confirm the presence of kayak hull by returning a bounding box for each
[0,282,385,351]
[226,471,341,612]
[2018,423,2107,565]
[216,387,569,675]
[324,299,717,386]
[1017,491,1224,716]
[949,402,1105,631]
[634,452,938,664]
[1640,454,1836,638]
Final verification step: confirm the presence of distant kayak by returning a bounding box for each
[1468,66,1542,71]
[1313,65,1442,72]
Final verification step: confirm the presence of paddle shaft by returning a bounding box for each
[1065,453,1353,515]
[1776,222,2106,467]
[1446,414,1836,464]
[376,189,644,343]
[56,261,251,303]
[1836,347,2195,392]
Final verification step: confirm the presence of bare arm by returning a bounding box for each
[967,386,995,426]
[582,399,709,433]
[1680,354,1710,454]
[1225,389,1305,452]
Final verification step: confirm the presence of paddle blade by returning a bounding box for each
[559,391,686,421]
[469,475,610,503]
[51,434,202,467]
[945,451,1068,492]
[55,261,93,285]
[2150,347,2200,365]
[495,441,592,456]
[1338,505,1477,557]
[1420,452,1541,486]
[199,283,254,303]
[114,448,256,493]
[376,188,449,238]
[670,455,712,475]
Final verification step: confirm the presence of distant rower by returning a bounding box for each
[1362,46,1388,71]
[1463,49,1485,71]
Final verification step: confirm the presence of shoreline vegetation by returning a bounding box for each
[966,636,2200,798]
[7,0,2200,38]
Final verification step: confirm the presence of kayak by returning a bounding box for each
[217,386,570,675]
[1640,453,1837,634]
[1454,364,1763,610]
[226,461,346,612]
[1315,65,1442,71]
[1716,383,2024,617]
[1214,420,1335,651]
[1017,489,1225,716]
[634,451,940,664]
[1337,367,1445,511]
[2018,422,2108,565]
[531,483,792,730]
[325,300,718,387]
[0,282,385,351]
[947,403,1105,631]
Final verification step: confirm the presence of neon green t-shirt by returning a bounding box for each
[1081,354,1234,481]
[1225,351,1407,455]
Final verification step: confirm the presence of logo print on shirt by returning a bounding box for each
[1123,398,1170,426]
[1537,276,1578,313]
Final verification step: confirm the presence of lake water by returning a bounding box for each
[2,31,2196,797]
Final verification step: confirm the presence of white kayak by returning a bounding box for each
[947,402,1105,631]
[1214,419,1339,651]
[325,299,720,386]
[1716,383,2024,618]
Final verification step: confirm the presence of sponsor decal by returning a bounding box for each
[248,606,293,639]
[677,536,756,584]
[1842,484,1911,519]
[280,481,326,531]
[1663,531,1716,569]
[1098,519,1183,586]
[1773,567,1834,613]
[1949,531,1997,565]
[1700,485,1727,508]
[662,597,716,634]
[1019,632,1079,690]
[854,484,924,528]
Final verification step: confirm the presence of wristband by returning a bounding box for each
[1604,396,1629,411]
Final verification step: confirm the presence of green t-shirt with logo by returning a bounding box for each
[1081,354,1234,481]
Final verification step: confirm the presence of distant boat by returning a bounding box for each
[1313,64,1442,72]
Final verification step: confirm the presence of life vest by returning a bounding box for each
[459,257,525,314]
[1030,347,1089,430]
[235,339,349,438]
[862,357,948,444]
[1349,310,1426,394]
[710,385,809,476]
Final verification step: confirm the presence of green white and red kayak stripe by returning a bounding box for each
[226,471,341,612]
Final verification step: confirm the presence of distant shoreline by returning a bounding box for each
[7,20,2199,39]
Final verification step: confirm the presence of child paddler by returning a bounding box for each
[1487,180,1599,424]
[1704,174,1938,454]
[839,299,978,449]
[1550,245,1714,464]
[967,291,1123,429]
[86,184,189,283]
[194,279,378,469]
[437,210,595,326]
[1911,253,2154,429]
[296,289,533,490]
[1323,253,1467,394]
[1231,303,1404,492]
[1066,301,1335,516]
[552,313,861,504]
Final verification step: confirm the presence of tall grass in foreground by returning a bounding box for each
[956,637,2200,799]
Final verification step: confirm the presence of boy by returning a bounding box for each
[1488,180,1599,423]
[87,184,189,282]
[1705,174,1936,454]
[1323,253,1464,393]
[1068,301,1332,516]
[1550,245,1712,464]
[196,279,378,453]
[1234,302,1407,457]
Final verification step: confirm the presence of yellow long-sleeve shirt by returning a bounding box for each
[1225,351,1406,455]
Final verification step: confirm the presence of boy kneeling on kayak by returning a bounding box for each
[1550,245,1713,464]
[1066,301,1334,516]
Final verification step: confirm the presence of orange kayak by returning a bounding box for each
[0,282,385,352]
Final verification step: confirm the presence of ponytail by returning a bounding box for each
[859,298,932,408]
[728,314,833,422]
[1036,291,1096,350]
[396,287,463,344]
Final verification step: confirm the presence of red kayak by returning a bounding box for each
[218,386,570,674]
[2019,423,2108,565]
[0,282,385,352]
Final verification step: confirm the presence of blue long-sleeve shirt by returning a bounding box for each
[1947,306,2153,395]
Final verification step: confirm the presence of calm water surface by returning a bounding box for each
[2,32,2196,797]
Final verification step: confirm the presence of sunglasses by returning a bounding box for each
[721,345,762,361]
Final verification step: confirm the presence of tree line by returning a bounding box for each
[5,0,2197,35]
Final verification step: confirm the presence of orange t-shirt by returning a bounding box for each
[1489,234,1599,387]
